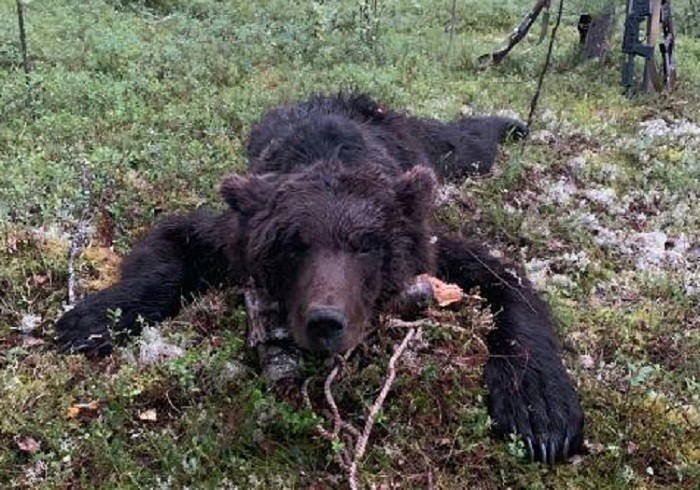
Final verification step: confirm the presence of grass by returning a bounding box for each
[1,0,699,487]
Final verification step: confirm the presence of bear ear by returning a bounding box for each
[394,166,437,219]
[220,174,272,216]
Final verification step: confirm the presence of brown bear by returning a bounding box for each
[56,93,583,464]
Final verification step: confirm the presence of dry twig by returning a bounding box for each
[303,325,419,489]
[67,159,92,305]
[347,326,417,489]
[479,0,551,65]
[446,0,457,58]
[299,275,475,488]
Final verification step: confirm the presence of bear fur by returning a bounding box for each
[56,93,583,463]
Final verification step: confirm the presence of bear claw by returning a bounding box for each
[486,357,584,464]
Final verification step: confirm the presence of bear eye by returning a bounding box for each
[354,235,381,255]
[276,230,309,261]
[286,240,309,259]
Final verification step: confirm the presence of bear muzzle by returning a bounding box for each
[305,306,348,352]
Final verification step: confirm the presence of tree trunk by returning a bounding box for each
[582,5,616,61]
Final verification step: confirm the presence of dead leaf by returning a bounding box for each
[22,337,45,347]
[82,246,122,290]
[419,274,464,307]
[29,273,50,287]
[66,400,100,419]
[584,440,605,454]
[138,409,157,422]
[16,436,41,454]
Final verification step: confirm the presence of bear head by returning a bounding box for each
[221,162,436,353]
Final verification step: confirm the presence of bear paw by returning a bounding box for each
[55,303,116,356]
[485,357,584,464]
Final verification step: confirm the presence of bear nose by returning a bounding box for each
[306,307,347,341]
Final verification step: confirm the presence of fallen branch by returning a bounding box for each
[299,275,470,489]
[302,326,418,489]
[347,326,417,489]
[446,0,457,58]
[244,286,303,382]
[67,223,88,305]
[67,159,92,305]
[322,356,345,439]
[387,316,472,334]
[479,0,551,65]
[260,275,471,487]
[249,274,456,381]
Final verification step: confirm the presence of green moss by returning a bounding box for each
[1,0,699,487]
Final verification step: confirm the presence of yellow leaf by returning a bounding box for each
[66,400,100,418]
[66,406,80,419]
[419,274,464,307]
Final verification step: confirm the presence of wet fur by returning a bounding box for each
[56,93,582,463]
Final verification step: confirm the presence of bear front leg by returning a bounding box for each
[436,233,583,463]
[56,210,243,355]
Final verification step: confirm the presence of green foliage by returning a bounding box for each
[628,363,658,388]
[677,0,700,36]
[1,0,699,487]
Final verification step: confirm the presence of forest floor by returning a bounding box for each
[1,0,698,487]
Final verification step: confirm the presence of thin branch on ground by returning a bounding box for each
[303,325,419,489]
[67,227,86,305]
[302,349,356,447]
[387,315,480,334]
[479,0,551,65]
[300,277,492,488]
[67,159,92,305]
[347,327,417,489]
[323,356,344,439]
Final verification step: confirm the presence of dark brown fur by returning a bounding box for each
[56,93,582,464]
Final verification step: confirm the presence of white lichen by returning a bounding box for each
[138,327,184,366]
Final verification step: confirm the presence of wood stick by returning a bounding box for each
[16,0,31,81]
[347,327,418,489]
[480,0,551,65]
